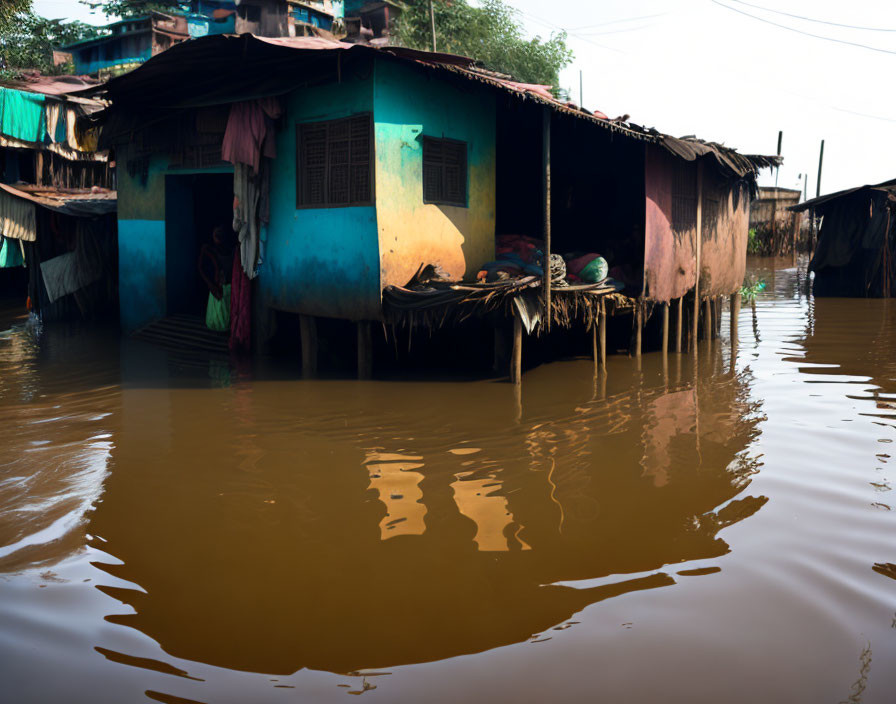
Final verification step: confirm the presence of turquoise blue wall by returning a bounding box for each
[262,67,380,320]
[372,57,496,289]
[119,219,166,332]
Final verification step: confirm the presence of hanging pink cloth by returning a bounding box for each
[222,101,269,172]
[230,251,252,353]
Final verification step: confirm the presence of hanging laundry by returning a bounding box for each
[0,236,25,268]
[1,88,46,143]
[233,162,260,279]
[229,251,251,352]
[222,101,268,172]
[45,102,62,144]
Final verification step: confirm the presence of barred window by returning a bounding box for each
[422,137,467,207]
[297,114,373,208]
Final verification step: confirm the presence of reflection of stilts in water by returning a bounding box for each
[546,456,565,533]
[364,451,426,539]
[693,339,702,466]
[451,469,529,551]
[751,299,760,344]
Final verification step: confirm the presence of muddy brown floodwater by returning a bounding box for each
[2,257,896,703]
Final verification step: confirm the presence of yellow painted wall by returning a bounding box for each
[373,57,496,289]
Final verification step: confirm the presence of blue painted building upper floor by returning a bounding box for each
[61,3,237,77]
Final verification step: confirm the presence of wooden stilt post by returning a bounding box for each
[299,315,318,378]
[598,297,607,374]
[511,314,522,385]
[692,161,703,349]
[661,301,670,353]
[730,292,740,347]
[630,299,643,358]
[542,107,552,332]
[703,297,712,340]
[716,296,723,338]
[675,297,683,352]
[592,317,599,376]
[357,320,372,380]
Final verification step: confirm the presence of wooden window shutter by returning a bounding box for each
[422,137,467,207]
[297,114,373,208]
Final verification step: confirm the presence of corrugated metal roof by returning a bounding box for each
[790,178,896,213]
[96,33,776,176]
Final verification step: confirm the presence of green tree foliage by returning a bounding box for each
[0,0,32,34]
[394,0,573,87]
[0,11,102,76]
[79,0,188,18]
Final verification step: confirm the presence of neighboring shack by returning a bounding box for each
[91,34,775,372]
[749,186,803,256]
[791,179,896,298]
[0,75,118,320]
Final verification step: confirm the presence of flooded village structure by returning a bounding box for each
[0,74,118,321]
[792,179,896,298]
[89,33,776,382]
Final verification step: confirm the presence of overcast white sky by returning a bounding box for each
[35,0,896,196]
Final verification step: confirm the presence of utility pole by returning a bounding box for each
[429,0,437,52]
[816,139,824,198]
[803,173,808,201]
[579,69,583,108]
[775,130,782,187]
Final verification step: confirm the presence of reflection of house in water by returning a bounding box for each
[88,361,765,675]
[365,450,426,538]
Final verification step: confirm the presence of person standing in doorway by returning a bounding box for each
[199,225,235,332]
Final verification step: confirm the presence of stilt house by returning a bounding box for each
[94,34,776,367]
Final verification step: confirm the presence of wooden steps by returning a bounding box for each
[133,314,229,356]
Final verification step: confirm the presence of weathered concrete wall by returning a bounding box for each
[700,175,749,297]
[373,57,496,289]
[263,67,381,320]
[644,146,696,302]
[119,219,166,332]
[117,151,166,332]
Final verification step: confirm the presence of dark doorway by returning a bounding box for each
[165,172,233,317]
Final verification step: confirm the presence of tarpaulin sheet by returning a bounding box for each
[40,251,101,303]
[0,187,37,242]
[0,88,46,143]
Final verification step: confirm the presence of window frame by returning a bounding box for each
[421,136,468,208]
[295,112,375,210]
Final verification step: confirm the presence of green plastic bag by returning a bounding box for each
[205,284,231,332]
[579,256,608,283]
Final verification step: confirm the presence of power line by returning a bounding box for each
[727,0,896,33]
[576,24,657,38]
[570,13,666,32]
[515,8,625,54]
[711,1,896,56]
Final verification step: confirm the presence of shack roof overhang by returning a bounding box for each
[93,33,777,179]
[790,178,896,214]
[0,183,117,217]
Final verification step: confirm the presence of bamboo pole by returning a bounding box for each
[542,107,552,331]
[630,299,642,358]
[730,292,740,347]
[675,296,683,353]
[692,161,703,349]
[661,301,669,354]
[703,297,712,340]
[511,314,522,385]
